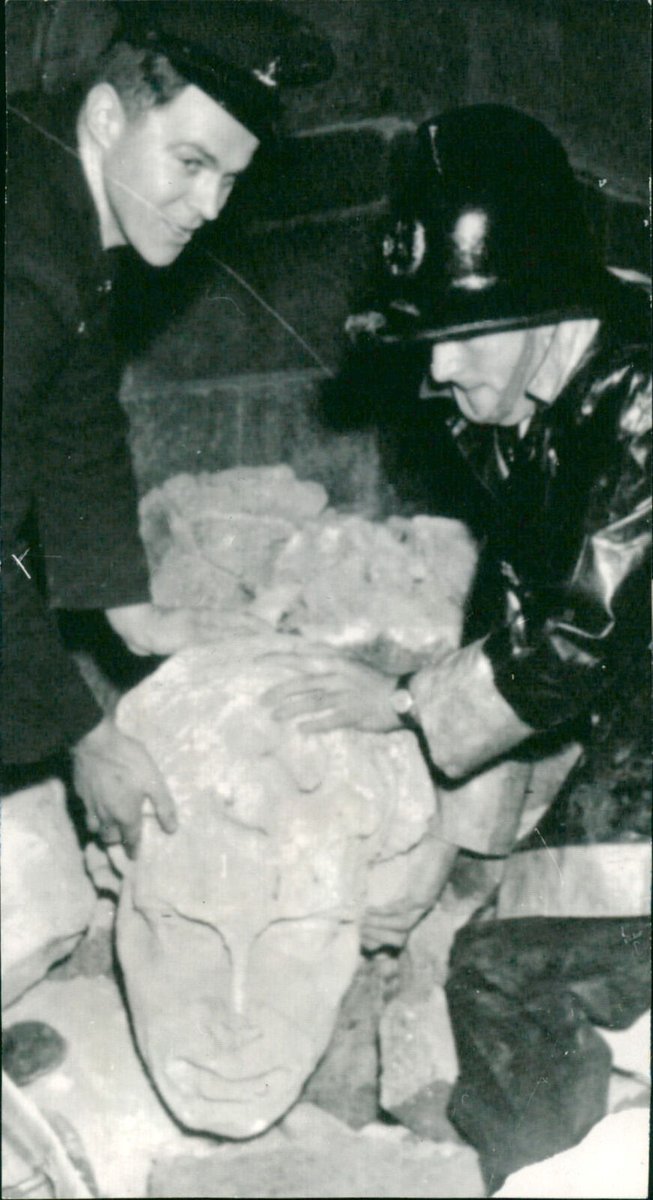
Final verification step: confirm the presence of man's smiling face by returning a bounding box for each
[101,84,259,266]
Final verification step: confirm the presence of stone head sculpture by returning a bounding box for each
[113,634,437,1138]
[111,633,439,1137]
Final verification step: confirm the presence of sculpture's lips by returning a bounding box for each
[167,1057,290,1103]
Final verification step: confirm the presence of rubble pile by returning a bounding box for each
[140,466,478,674]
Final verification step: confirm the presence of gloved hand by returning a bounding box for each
[72,717,177,857]
[106,602,269,657]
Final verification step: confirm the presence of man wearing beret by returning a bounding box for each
[265,104,650,1180]
[3,2,334,854]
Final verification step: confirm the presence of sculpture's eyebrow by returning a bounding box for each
[267,910,358,926]
[135,897,229,933]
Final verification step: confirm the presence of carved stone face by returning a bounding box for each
[115,637,436,1137]
[117,798,361,1137]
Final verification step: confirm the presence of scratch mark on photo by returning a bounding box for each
[12,549,31,579]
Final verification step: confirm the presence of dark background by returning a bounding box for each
[7,0,650,388]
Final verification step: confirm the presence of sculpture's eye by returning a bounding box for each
[135,905,179,928]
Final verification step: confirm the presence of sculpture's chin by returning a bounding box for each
[158,1058,303,1138]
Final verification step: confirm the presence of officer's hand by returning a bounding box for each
[260,650,402,734]
[72,717,177,858]
[106,602,269,657]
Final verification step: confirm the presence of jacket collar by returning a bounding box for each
[433,319,606,489]
[9,88,108,268]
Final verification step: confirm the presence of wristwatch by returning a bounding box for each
[391,673,421,733]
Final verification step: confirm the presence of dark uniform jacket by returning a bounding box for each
[408,284,651,846]
[3,92,151,768]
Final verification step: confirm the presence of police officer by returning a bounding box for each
[3,2,334,853]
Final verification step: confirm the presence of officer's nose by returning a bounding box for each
[430,340,465,383]
[191,173,225,223]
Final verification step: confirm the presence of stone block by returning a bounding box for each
[148,1102,484,1198]
[1,779,96,1008]
[302,957,385,1129]
[380,984,458,1109]
[378,856,505,1139]
[387,1078,461,1145]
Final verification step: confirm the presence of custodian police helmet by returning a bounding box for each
[349,104,623,345]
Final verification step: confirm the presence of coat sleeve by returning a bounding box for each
[485,373,651,732]
[30,288,151,612]
[2,274,104,763]
[408,369,651,781]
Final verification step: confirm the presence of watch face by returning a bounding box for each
[392,687,414,715]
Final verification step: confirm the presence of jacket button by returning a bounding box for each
[97,279,113,294]
[77,320,86,334]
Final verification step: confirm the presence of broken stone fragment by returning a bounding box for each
[302,956,386,1129]
[138,465,478,674]
[2,1021,68,1087]
[378,857,506,1140]
[1,779,96,1007]
[380,985,460,1141]
[255,511,476,670]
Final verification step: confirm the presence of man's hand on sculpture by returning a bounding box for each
[261,651,402,733]
[106,602,269,657]
[72,717,177,857]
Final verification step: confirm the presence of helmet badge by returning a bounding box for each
[451,209,497,291]
[383,219,427,277]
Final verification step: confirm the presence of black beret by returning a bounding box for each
[113,1,335,139]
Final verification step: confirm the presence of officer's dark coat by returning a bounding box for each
[3,92,150,767]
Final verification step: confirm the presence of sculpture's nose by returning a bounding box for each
[209,942,261,1049]
[212,1010,261,1051]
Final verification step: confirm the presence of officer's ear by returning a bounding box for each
[82,83,129,151]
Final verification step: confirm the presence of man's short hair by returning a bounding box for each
[91,41,189,119]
